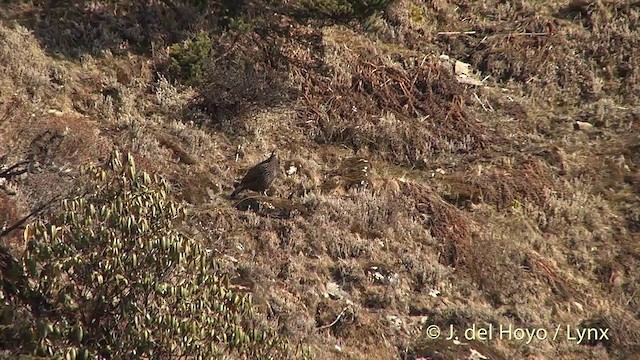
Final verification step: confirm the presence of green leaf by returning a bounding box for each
[72,325,84,344]
[66,347,77,360]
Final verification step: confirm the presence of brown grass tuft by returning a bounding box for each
[300,44,488,165]
[1,1,639,358]
[401,181,472,266]
[441,158,556,210]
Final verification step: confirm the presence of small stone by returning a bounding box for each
[2,184,17,196]
[386,315,403,330]
[454,60,472,76]
[574,121,594,131]
[326,282,349,300]
[286,165,298,175]
[372,272,385,283]
[469,348,489,360]
[572,302,584,313]
[47,109,65,117]
[457,76,484,86]
[387,272,400,286]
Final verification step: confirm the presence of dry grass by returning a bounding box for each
[1,0,639,358]
[297,26,489,168]
[0,24,53,97]
[0,193,20,245]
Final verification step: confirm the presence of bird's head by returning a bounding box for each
[269,150,280,167]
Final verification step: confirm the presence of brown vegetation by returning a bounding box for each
[1,0,639,359]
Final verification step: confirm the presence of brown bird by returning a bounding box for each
[231,151,280,198]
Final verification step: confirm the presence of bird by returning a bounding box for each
[231,150,280,198]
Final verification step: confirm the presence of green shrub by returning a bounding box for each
[168,31,213,86]
[5,151,304,359]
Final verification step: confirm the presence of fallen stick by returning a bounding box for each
[316,308,347,331]
[438,31,549,37]
[506,32,549,36]
[437,31,477,35]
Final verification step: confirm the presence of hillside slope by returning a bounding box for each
[1,1,639,359]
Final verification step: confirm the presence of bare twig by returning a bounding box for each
[0,160,32,179]
[439,31,548,37]
[473,93,490,112]
[437,31,477,36]
[0,195,61,240]
[506,32,549,36]
[419,55,429,67]
[316,308,347,331]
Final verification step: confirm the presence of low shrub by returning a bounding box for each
[2,151,305,359]
[168,31,213,86]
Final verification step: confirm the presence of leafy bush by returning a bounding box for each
[168,31,213,86]
[4,151,304,359]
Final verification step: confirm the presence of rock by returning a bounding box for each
[325,282,349,300]
[47,109,64,117]
[386,315,403,330]
[438,55,484,86]
[364,263,400,286]
[454,60,472,76]
[454,60,484,85]
[286,164,298,175]
[574,121,594,131]
[457,76,484,86]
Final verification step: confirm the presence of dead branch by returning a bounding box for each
[0,195,61,240]
[316,308,347,331]
[437,31,477,35]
